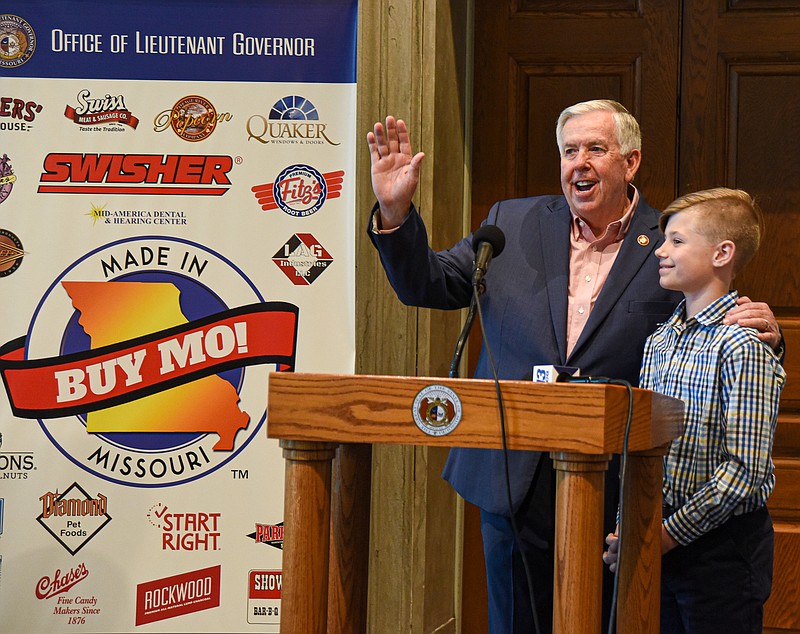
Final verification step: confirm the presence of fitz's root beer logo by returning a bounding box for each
[136,565,221,625]
[251,164,343,216]
[0,237,299,487]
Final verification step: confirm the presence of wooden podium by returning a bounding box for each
[267,372,684,634]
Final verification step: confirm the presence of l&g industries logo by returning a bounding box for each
[0,15,36,68]
[0,237,299,487]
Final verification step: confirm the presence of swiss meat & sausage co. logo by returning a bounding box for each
[0,237,299,487]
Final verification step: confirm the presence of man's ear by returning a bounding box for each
[713,240,736,268]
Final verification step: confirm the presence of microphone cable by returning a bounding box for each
[473,275,542,634]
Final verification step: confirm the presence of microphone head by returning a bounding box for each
[471,225,505,257]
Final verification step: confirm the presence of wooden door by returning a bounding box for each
[469,1,800,632]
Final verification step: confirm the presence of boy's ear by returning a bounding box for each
[712,240,736,268]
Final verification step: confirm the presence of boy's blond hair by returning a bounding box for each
[659,187,764,275]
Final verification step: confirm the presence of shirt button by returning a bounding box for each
[584,275,592,283]
[578,306,585,315]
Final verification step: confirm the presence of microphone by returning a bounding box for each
[556,372,610,384]
[472,225,505,286]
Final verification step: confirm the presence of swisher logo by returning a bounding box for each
[65,89,139,129]
[38,153,234,196]
[147,502,221,551]
[36,562,89,600]
[0,237,299,487]
[37,482,111,555]
[251,164,343,217]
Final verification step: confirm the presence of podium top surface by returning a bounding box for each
[266,373,684,454]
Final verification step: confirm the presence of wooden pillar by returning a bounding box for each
[279,439,338,634]
[552,452,610,634]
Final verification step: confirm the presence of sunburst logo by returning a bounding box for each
[85,203,108,225]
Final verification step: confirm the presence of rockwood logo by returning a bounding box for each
[147,503,221,551]
[35,562,89,600]
[0,98,42,132]
[154,95,231,142]
[136,565,221,625]
[37,153,234,196]
[64,89,139,129]
[37,482,112,555]
[246,95,339,145]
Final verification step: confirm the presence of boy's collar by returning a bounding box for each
[668,290,739,327]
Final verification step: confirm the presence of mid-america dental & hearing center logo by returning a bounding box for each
[0,236,299,487]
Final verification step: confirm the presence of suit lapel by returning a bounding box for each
[540,199,572,364]
[567,201,662,363]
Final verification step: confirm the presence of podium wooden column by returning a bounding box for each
[267,373,684,634]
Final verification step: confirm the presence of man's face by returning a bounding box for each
[559,110,641,230]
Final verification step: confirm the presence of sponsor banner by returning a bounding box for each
[0,1,356,632]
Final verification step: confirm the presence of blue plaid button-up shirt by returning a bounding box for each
[640,291,786,546]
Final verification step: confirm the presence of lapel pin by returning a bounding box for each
[637,234,650,246]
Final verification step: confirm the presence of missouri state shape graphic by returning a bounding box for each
[61,280,249,450]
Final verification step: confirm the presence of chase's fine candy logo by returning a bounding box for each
[0,15,36,68]
[412,385,462,437]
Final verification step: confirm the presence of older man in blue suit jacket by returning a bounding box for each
[366,100,780,634]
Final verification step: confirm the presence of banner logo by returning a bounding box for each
[251,164,343,216]
[147,503,221,551]
[37,153,234,196]
[64,89,139,130]
[35,562,89,600]
[246,521,283,550]
[247,570,281,625]
[246,95,339,145]
[0,154,17,203]
[272,233,333,285]
[136,565,221,625]
[0,15,36,68]
[154,95,231,142]
[0,228,25,277]
[37,482,112,555]
[0,237,299,487]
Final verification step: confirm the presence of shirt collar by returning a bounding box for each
[666,290,740,328]
[570,184,639,248]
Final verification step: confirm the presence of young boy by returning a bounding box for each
[606,188,786,633]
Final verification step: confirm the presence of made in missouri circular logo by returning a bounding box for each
[7,236,299,487]
[0,14,36,68]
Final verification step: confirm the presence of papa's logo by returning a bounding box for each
[0,237,299,487]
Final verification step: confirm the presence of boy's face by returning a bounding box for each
[655,210,719,294]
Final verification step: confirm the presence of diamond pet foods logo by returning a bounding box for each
[37,153,234,196]
[0,14,36,68]
[64,89,139,130]
[272,233,333,286]
[154,95,231,142]
[246,95,339,145]
[0,237,299,487]
[251,164,343,216]
[37,482,111,555]
[136,565,221,625]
